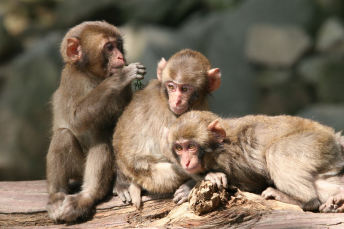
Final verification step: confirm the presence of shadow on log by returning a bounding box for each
[1,180,344,228]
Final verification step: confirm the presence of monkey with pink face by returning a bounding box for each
[168,110,344,213]
[113,49,221,209]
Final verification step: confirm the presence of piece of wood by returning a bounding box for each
[1,180,344,228]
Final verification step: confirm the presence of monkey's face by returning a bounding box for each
[173,139,204,174]
[165,81,195,115]
[65,27,126,78]
[102,38,126,75]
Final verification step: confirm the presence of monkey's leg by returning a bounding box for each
[46,128,84,221]
[262,187,302,206]
[266,134,322,211]
[56,143,114,222]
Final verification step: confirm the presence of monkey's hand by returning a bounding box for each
[114,170,132,204]
[204,172,228,189]
[173,179,196,205]
[123,62,146,80]
[319,192,344,213]
[47,193,94,223]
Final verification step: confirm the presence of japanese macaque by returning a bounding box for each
[46,21,145,223]
[113,49,221,208]
[168,110,344,212]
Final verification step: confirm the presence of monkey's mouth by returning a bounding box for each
[183,164,203,174]
[172,106,188,115]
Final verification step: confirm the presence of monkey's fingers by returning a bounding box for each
[173,193,188,205]
[129,182,142,209]
[205,172,227,189]
[118,190,132,204]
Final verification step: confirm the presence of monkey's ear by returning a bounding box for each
[207,68,221,92]
[207,119,226,143]
[66,37,82,62]
[157,58,167,81]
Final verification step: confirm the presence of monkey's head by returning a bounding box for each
[168,111,226,174]
[157,49,221,116]
[60,21,126,78]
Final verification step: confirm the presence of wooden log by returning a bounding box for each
[1,180,344,228]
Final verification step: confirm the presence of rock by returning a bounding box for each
[256,70,313,115]
[245,24,311,67]
[297,104,344,131]
[188,180,230,215]
[256,70,312,115]
[297,55,328,84]
[298,55,344,102]
[0,32,62,180]
[0,16,21,61]
[316,17,344,53]
[204,0,313,116]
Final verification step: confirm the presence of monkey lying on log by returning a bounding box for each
[168,110,344,213]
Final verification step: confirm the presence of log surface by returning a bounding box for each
[1,180,344,228]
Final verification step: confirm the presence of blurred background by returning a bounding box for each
[1,0,344,181]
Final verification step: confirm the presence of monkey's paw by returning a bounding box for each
[47,193,94,223]
[319,193,344,213]
[204,172,228,189]
[173,179,196,205]
[115,186,132,204]
[129,183,142,209]
[47,192,66,221]
[125,62,146,80]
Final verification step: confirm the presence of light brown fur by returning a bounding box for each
[169,111,344,211]
[113,49,221,208]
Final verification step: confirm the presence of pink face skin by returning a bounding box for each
[174,139,203,174]
[165,81,195,115]
[104,41,125,69]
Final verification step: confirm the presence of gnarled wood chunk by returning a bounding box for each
[188,180,231,215]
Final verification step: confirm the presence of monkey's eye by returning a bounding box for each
[166,83,176,92]
[181,86,188,92]
[180,85,193,93]
[187,143,196,151]
[174,144,183,153]
[104,42,115,52]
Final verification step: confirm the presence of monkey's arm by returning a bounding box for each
[71,63,145,131]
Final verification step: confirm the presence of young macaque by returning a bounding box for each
[113,49,221,208]
[168,110,344,212]
[46,21,145,223]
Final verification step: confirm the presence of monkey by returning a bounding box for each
[46,21,146,223]
[168,110,344,212]
[113,49,221,209]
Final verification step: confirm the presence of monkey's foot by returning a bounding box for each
[129,182,142,209]
[47,193,94,223]
[261,187,300,206]
[319,193,344,213]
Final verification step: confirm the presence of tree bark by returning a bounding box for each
[0,180,343,228]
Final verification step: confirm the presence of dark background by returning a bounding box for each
[1,0,344,180]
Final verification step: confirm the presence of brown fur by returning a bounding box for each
[46,21,145,223]
[113,49,221,208]
[169,111,344,211]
